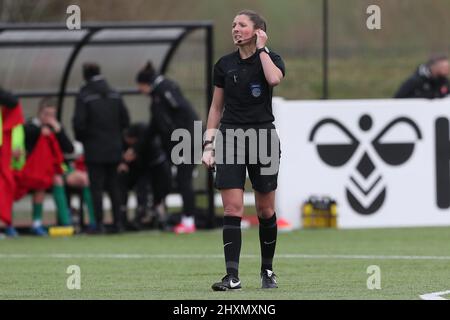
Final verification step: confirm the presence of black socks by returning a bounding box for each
[258,212,277,272]
[222,213,277,277]
[223,216,242,278]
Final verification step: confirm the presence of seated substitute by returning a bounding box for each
[21,98,74,235]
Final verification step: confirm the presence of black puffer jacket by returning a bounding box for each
[73,76,130,163]
[394,64,450,99]
[148,75,199,155]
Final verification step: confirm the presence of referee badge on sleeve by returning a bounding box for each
[250,83,262,98]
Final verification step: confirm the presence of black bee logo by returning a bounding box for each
[309,114,422,215]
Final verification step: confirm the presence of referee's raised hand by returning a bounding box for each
[255,28,268,49]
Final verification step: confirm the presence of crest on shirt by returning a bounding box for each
[250,83,262,98]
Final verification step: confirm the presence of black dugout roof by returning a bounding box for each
[0,21,215,227]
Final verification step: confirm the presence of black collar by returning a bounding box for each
[235,49,258,64]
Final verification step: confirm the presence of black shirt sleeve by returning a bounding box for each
[269,52,286,77]
[24,122,41,154]
[73,94,88,141]
[213,58,226,88]
[150,102,175,154]
[160,81,182,109]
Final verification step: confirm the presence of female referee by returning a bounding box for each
[202,10,285,291]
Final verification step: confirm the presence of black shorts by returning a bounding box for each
[214,122,281,193]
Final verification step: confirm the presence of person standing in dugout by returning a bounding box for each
[136,62,200,234]
[202,10,285,291]
[73,63,130,233]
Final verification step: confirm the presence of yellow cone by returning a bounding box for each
[48,226,75,237]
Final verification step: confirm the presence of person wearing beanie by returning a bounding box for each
[136,61,200,234]
[73,62,130,233]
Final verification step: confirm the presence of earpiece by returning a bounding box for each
[235,35,257,44]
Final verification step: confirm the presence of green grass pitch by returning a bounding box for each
[1,226,450,300]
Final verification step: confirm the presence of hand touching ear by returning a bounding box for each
[255,29,268,49]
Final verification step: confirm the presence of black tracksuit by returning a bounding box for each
[147,75,200,216]
[394,64,450,99]
[119,123,171,218]
[73,76,130,229]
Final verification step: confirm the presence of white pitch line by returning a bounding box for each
[1,253,450,260]
[420,290,450,300]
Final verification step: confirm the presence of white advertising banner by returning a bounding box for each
[273,97,450,229]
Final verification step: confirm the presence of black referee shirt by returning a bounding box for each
[213,49,285,125]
